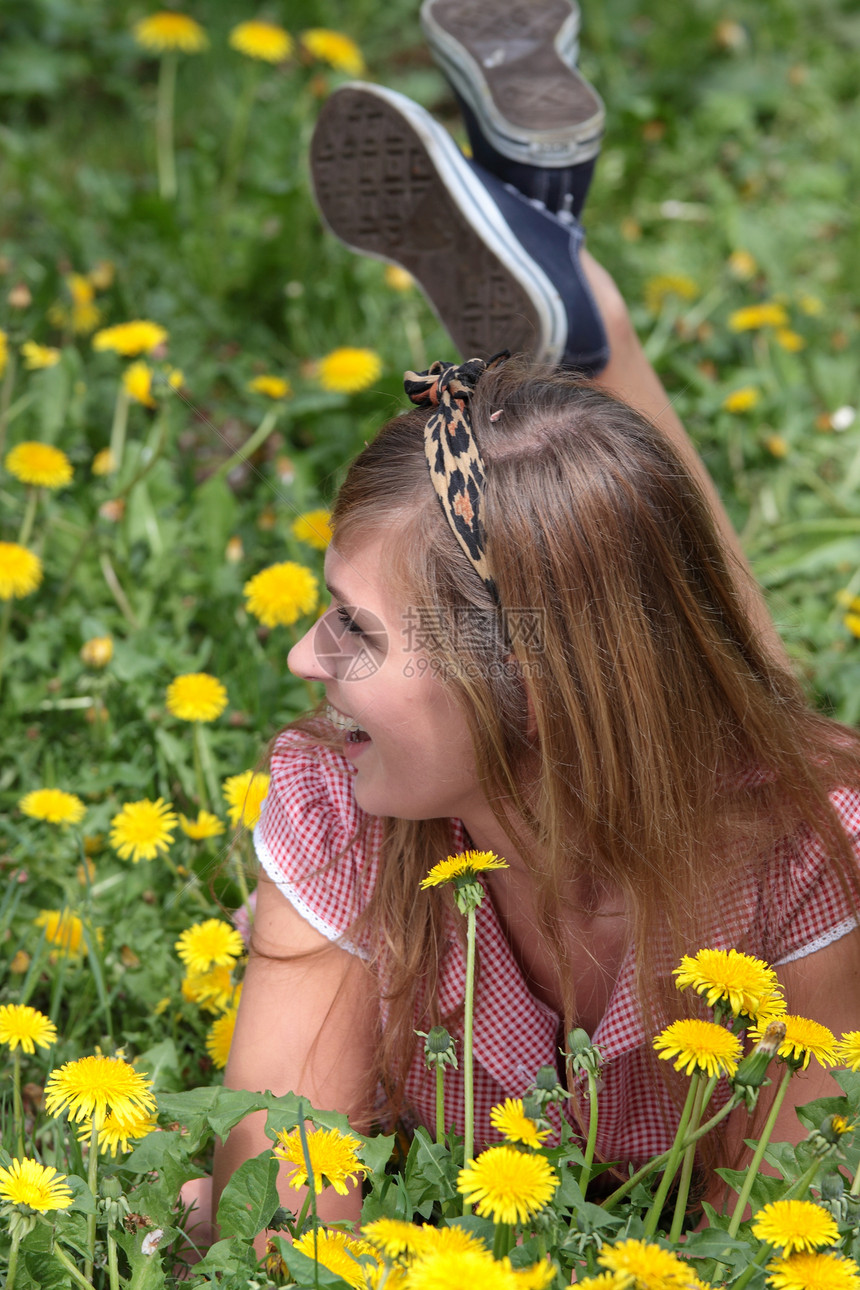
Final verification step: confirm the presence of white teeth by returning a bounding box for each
[327,705,359,733]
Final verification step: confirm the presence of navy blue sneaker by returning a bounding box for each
[420,0,604,218]
[309,83,608,374]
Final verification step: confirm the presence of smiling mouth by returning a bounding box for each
[327,704,371,743]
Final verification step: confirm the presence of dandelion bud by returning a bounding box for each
[418,1025,458,1070]
[80,636,113,669]
[528,1064,568,1110]
[730,1020,785,1110]
[819,1114,853,1146]
[566,1027,602,1078]
[822,1170,846,1202]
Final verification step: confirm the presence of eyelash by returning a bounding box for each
[335,605,364,636]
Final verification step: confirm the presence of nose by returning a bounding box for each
[287,618,327,683]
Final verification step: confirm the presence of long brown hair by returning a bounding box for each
[296,358,860,1150]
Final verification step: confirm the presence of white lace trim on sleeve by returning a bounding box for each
[774,915,858,966]
[253,817,367,960]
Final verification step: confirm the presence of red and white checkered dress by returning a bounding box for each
[254,729,860,1164]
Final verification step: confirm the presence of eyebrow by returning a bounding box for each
[324,580,350,603]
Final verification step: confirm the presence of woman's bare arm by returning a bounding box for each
[213,871,379,1240]
[582,250,787,665]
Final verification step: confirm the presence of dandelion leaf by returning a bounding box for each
[277,1241,357,1289]
[216,1150,281,1241]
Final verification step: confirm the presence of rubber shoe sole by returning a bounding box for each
[420,0,604,167]
[310,83,566,364]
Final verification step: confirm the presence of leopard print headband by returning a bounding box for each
[404,353,507,602]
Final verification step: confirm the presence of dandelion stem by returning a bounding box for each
[155,52,178,201]
[13,1049,25,1157]
[107,1230,120,1290]
[99,553,140,630]
[727,1065,793,1236]
[85,1117,99,1281]
[108,384,131,474]
[435,1064,445,1147]
[17,487,39,547]
[462,904,477,1209]
[669,1074,713,1241]
[6,1230,21,1290]
[0,346,18,467]
[0,597,12,696]
[577,1068,599,1197]
[642,1074,700,1237]
[209,407,280,483]
[492,1220,513,1260]
[192,724,213,811]
[221,61,262,214]
[728,1241,772,1290]
[45,1239,94,1289]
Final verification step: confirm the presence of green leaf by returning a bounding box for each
[277,1240,357,1289]
[216,1150,281,1241]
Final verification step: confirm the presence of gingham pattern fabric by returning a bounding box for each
[254,729,860,1164]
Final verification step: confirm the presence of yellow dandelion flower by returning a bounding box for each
[728,302,789,331]
[301,28,365,76]
[206,1005,238,1069]
[798,294,824,317]
[653,1018,742,1078]
[837,590,860,613]
[384,265,414,292]
[176,919,244,974]
[275,1125,366,1195]
[598,1239,705,1287]
[316,346,382,394]
[229,20,293,64]
[836,1032,860,1070]
[68,280,101,334]
[749,1014,837,1070]
[165,671,228,722]
[20,787,85,826]
[767,1249,860,1290]
[80,636,113,668]
[123,360,156,408]
[291,508,332,551]
[0,542,42,599]
[0,329,8,376]
[93,319,168,356]
[363,1218,494,1270]
[457,1145,557,1225]
[407,1247,544,1290]
[0,1003,57,1054]
[728,250,757,280]
[223,769,270,828]
[673,948,781,1020]
[45,1054,157,1128]
[776,328,805,352]
[421,850,509,889]
[34,909,86,957]
[90,1106,158,1157]
[643,273,698,313]
[489,1098,550,1148]
[6,441,73,489]
[293,1229,380,1290]
[765,434,789,458]
[0,1158,73,1212]
[110,798,177,863]
[133,11,208,54]
[20,340,61,370]
[248,373,292,399]
[723,386,760,413]
[182,963,234,1011]
[243,561,318,627]
[92,447,116,476]
[752,1199,839,1253]
[845,614,860,640]
[179,810,224,841]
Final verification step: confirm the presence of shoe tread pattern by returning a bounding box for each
[311,89,541,360]
[427,0,600,132]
